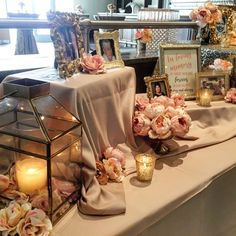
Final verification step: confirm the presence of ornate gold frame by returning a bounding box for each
[47,11,84,78]
[218,5,236,34]
[144,74,171,100]
[196,70,229,101]
[94,31,124,69]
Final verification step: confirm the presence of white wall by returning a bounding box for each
[74,0,112,19]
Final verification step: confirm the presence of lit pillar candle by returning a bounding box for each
[135,154,156,181]
[199,89,212,107]
[16,158,47,194]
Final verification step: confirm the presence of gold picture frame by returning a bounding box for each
[144,74,171,100]
[94,31,124,69]
[47,11,84,78]
[196,70,229,101]
[159,42,201,100]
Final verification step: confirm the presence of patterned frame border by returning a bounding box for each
[94,31,124,69]
[47,11,84,78]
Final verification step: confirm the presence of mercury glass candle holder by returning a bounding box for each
[199,88,213,107]
[135,153,156,182]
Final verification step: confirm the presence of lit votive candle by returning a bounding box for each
[135,154,156,182]
[16,158,47,194]
[199,89,212,107]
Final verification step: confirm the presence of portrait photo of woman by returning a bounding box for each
[153,81,166,97]
[99,39,116,62]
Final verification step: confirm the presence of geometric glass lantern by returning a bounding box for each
[0,79,82,224]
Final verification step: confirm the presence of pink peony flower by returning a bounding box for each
[135,96,150,111]
[103,146,126,168]
[171,114,192,137]
[133,96,192,141]
[103,158,124,182]
[0,175,9,192]
[151,95,174,108]
[189,2,221,28]
[149,115,172,139]
[16,208,52,236]
[204,1,218,12]
[80,53,105,74]
[171,93,185,107]
[144,103,165,119]
[133,111,151,136]
[209,58,233,72]
[225,88,236,103]
[164,106,178,119]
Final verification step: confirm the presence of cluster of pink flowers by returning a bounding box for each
[209,58,233,72]
[133,95,191,140]
[0,200,52,236]
[189,1,222,28]
[225,88,236,103]
[96,146,126,185]
[80,53,105,74]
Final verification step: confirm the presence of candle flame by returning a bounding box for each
[26,168,37,174]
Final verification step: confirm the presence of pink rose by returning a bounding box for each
[149,115,172,139]
[144,103,165,119]
[103,146,126,168]
[171,93,185,107]
[171,114,192,137]
[0,201,31,235]
[0,175,9,192]
[103,158,124,182]
[225,88,236,103]
[135,96,149,111]
[80,53,105,74]
[16,209,52,236]
[1,189,28,204]
[52,177,76,197]
[133,111,151,136]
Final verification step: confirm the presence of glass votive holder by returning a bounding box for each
[199,89,213,107]
[135,153,156,182]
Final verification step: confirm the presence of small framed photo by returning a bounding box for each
[144,74,171,100]
[94,31,124,69]
[159,42,201,100]
[196,70,229,101]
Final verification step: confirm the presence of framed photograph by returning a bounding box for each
[47,11,84,78]
[94,31,124,69]
[196,70,229,101]
[144,74,171,100]
[159,42,201,100]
